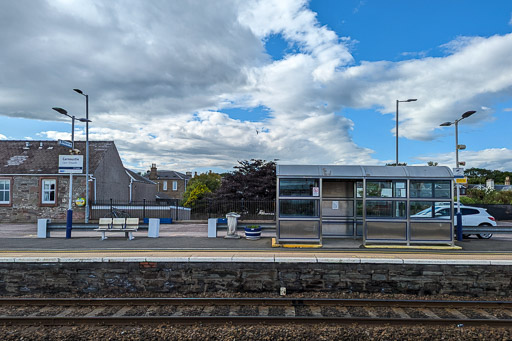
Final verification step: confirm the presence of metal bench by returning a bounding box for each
[95,217,139,240]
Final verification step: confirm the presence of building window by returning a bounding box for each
[41,179,57,204]
[172,181,178,191]
[163,181,167,191]
[0,179,11,205]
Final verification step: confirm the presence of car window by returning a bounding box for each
[461,208,479,215]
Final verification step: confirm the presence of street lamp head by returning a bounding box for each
[406,99,417,102]
[440,122,452,127]
[73,88,84,95]
[52,107,68,116]
[461,110,476,119]
[77,118,92,123]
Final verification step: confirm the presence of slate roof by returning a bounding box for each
[0,140,115,174]
[126,168,157,185]
[145,170,191,180]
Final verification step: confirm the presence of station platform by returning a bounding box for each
[0,223,511,264]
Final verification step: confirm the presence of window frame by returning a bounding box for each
[0,177,13,206]
[39,177,58,207]
[410,180,451,199]
[172,181,178,191]
[162,181,168,191]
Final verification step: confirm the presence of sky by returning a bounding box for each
[1,0,512,174]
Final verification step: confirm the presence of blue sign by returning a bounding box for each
[58,139,73,148]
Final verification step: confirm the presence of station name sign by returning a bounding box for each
[58,155,83,174]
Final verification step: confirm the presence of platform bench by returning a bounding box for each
[95,218,139,240]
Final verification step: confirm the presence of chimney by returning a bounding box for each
[486,179,495,189]
[149,164,158,180]
[506,176,510,186]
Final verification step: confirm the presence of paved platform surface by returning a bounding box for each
[1,223,512,263]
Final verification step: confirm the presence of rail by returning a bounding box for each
[0,297,511,327]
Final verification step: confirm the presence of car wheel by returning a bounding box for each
[477,224,493,239]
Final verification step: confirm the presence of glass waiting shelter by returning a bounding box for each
[276,165,455,246]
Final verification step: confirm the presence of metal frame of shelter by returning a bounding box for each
[276,165,455,246]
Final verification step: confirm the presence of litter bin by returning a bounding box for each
[225,212,241,239]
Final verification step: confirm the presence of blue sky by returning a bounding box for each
[1,0,512,173]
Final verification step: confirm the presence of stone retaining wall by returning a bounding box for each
[0,262,510,297]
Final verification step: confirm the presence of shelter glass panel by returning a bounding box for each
[322,180,354,198]
[366,181,393,198]
[366,221,407,240]
[322,221,354,236]
[321,200,354,217]
[410,222,452,241]
[410,201,451,219]
[366,200,406,218]
[279,179,319,197]
[279,199,319,217]
[279,220,320,239]
[410,181,451,199]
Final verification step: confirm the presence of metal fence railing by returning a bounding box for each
[189,199,276,220]
[90,199,276,221]
[90,199,190,220]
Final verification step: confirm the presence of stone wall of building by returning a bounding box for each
[0,261,510,297]
[0,175,86,223]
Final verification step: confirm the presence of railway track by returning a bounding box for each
[0,297,512,327]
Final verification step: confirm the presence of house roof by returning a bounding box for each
[0,140,115,174]
[146,170,191,180]
[125,168,157,185]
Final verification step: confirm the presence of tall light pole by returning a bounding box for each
[73,89,90,223]
[53,107,91,238]
[440,110,476,242]
[395,98,417,166]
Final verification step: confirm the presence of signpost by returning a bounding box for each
[59,155,83,238]
[453,167,465,241]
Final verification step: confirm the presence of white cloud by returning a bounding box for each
[415,148,512,171]
[0,134,6,140]
[0,0,511,172]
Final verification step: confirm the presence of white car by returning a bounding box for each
[411,204,497,239]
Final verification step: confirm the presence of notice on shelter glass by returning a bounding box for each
[332,201,339,210]
[312,187,320,197]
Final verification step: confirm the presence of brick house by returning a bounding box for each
[145,164,191,200]
[0,140,156,223]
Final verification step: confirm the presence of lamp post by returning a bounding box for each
[73,89,90,224]
[53,107,91,238]
[440,110,476,242]
[395,99,417,166]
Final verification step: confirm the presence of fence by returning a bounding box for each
[189,199,275,220]
[90,199,276,221]
[470,204,512,221]
[90,199,190,220]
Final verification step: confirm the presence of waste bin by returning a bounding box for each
[225,212,241,239]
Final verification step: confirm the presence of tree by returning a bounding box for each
[214,159,276,201]
[427,161,438,166]
[182,183,211,208]
[465,168,512,184]
[181,172,221,207]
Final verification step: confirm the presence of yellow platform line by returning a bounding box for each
[272,238,322,248]
[364,245,462,250]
